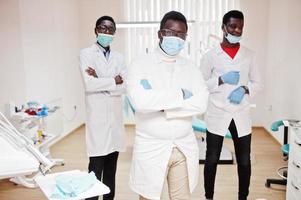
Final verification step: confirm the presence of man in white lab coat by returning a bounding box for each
[200,10,263,200]
[127,11,208,200]
[79,16,126,200]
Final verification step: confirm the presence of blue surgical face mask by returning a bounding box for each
[160,36,185,56]
[97,33,114,47]
[225,29,242,44]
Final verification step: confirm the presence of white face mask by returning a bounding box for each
[224,27,242,44]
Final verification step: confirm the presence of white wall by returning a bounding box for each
[240,0,269,126]
[18,0,85,135]
[0,0,26,112]
[0,0,127,139]
[79,0,126,50]
[0,0,85,137]
[264,0,301,143]
[241,0,301,143]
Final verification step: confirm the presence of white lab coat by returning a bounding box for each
[79,43,127,157]
[200,45,263,137]
[127,47,208,199]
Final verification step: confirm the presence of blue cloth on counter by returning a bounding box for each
[51,171,97,199]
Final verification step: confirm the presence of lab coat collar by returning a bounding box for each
[96,42,110,53]
[214,43,245,61]
[92,43,114,61]
[215,44,227,55]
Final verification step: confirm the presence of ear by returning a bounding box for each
[221,24,227,35]
[157,30,162,40]
[157,30,164,44]
[221,24,225,31]
[94,28,98,37]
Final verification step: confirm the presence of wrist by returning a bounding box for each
[218,76,224,85]
[242,86,249,94]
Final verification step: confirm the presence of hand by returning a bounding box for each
[181,88,193,100]
[85,67,98,78]
[140,79,152,90]
[115,75,123,85]
[228,86,245,104]
[220,71,240,85]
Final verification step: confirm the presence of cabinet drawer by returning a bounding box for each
[289,140,301,163]
[290,137,301,160]
[290,162,301,183]
[287,180,301,200]
[293,138,301,151]
[293,127,301,147]
[287,127,301,200]
[289,149,301,172]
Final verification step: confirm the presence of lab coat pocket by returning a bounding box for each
[86,94,108,125]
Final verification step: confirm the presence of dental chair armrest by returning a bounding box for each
[271,120,284,132]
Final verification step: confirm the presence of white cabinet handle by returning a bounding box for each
[292,161,300,169]
[294,140,301,146]
[291,181,300,190]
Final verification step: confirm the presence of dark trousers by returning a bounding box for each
[86,151,119,200]
[204,119,251,200]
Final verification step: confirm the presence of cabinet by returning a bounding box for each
[286,126,301,199]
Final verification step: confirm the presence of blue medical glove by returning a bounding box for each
[182,88,193,100]
[220,71,240,85]
[140,79,152,90]
[271,120,284,131]
[228,86,245,104]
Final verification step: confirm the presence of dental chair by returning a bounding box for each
[192,118,234,164]
[265,120,290,188]
[0,111,111,199]
[0,111,54,188]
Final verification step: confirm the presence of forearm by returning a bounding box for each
[84,76,116,92]
[127,88,183,113]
